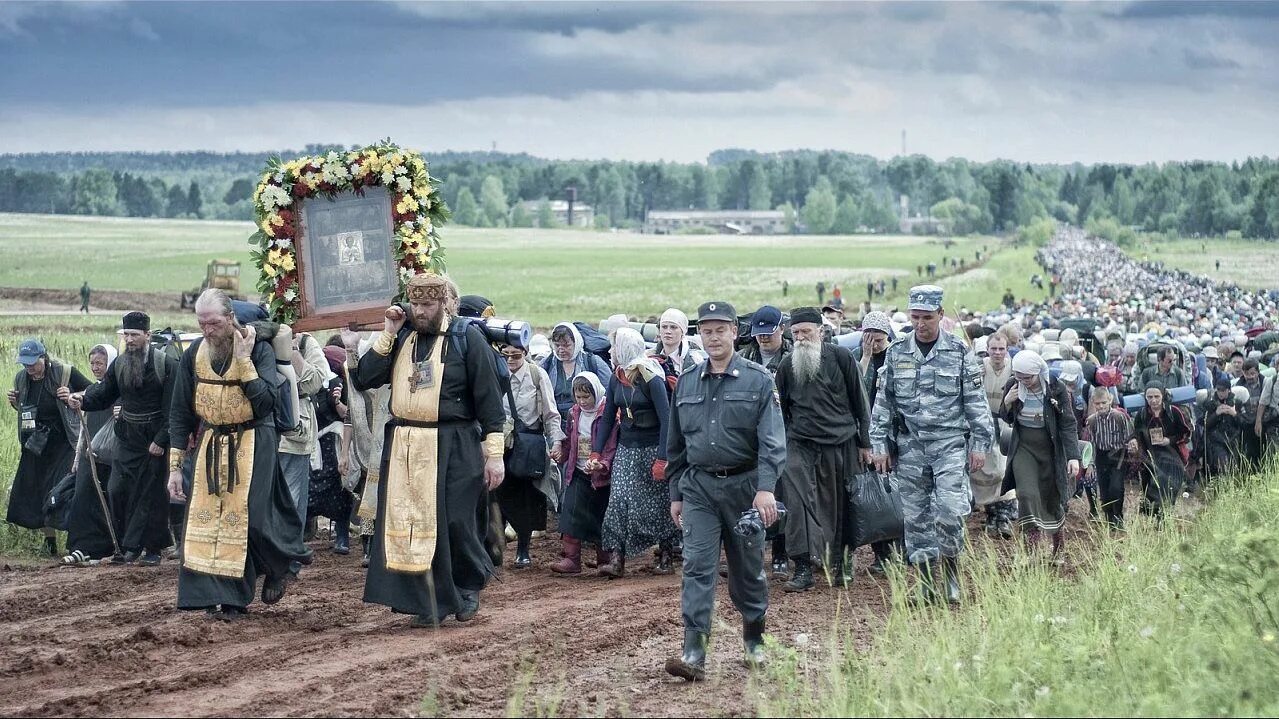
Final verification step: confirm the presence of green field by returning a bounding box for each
[0,213,1042,328]
[1131,237,1279,291]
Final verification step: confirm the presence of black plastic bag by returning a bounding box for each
[45,471,76,531]
[848,471,904,547]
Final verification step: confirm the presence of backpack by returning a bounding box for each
[572,322,613,366]
[447,318,512,395]
[647,352,680,398]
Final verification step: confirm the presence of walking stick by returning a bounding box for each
[76,409,121,556]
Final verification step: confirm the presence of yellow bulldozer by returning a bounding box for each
[180,259,244,309]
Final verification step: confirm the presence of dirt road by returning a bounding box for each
[0,530,894,717]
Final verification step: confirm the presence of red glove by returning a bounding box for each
[651,459,668,482]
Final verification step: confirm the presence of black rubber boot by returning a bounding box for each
[665,630,708,681]
[911,560,938,606]
[513,535,531,569]
[941,556,962,605]
[784,559,815,593]
[44,536,58,558]
[743,618,766,668]
[654,544,674,575]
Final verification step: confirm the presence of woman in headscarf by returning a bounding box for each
[591,328,678,578]
[496,341,564,569]
[999,350,1081,557]
[62,343,119,564]
[540,322,612,432]
[1128,383,1191,524]
[6,338,91,557]
[550,371,618,574]
[306,342,354,555]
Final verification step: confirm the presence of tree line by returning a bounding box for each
[0,148,1277,239]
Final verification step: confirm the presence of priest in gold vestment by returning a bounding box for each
[354,273,506,626]
[167,289,312,620]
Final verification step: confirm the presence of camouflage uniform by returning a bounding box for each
[869,291,993,565]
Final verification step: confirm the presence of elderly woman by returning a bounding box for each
[497,341,565,569]
[591,328,678,578]
[6,338,92,556]
[62,343,120,564]
[541,323,612,431]
[999,351,1081,557]
[1128,384,1191,523]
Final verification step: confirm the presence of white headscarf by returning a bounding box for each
[90,343,118,367]
[612,327,662,383]
[572,371,606,421]
[1011,349,1050,404]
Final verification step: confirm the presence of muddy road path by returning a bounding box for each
[0,530,897,717]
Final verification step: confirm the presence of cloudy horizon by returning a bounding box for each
[1,0,1276,165]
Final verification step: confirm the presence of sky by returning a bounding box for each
[1,0,1277,164]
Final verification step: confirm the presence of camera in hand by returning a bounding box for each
[734,501,788,537]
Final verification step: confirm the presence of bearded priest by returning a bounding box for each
[353,272,506,627]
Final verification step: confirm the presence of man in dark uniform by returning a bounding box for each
[664,300,787,681]
[353,273,507,627]
[71,311,177,566]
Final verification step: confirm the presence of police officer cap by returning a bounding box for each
[697,300,737,324]
[908,284,944,312]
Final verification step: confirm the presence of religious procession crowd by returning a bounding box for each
[7,225,1279,680]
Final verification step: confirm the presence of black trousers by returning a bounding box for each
[1094,451,1125,528]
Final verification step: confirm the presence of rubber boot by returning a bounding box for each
[333,519,350,555]
[743,618,767,668]
[910,560,938,606]
[595,548,612,571]
[549,536,582,574]
[599,551,625,579]
[869,542,891,575]
[513,534,532,569]
[941,556,962,605]
[665,630,708,681]
[784,558,815,592]
[303,516,318,542]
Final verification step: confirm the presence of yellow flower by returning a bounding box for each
[304,174,320,190]
[267,212,283,227]
[263,264,278,278]
[279,253,295,272]
[367,156,383,174]
[263,224,276,238]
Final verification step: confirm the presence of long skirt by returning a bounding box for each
[66,452,115,559]
[1140,446,1185,519]
[601,444,679,557]
[559,467,610,546]
[7,434,74,530]
[1011,427,1065,532]
[308,432,352,523]
[496,474,548,536]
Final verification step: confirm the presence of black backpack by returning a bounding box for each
[572,322,613,366]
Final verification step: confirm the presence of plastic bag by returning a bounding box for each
[848,471,905,547]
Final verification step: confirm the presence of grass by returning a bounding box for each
[0,212,1030,327]
[1131,236,1279,291]
[756,466,1279,716]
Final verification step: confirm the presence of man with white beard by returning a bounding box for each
[774,307,873,591]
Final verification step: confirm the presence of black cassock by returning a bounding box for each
[65,405,116,559]
[353,322,505,618]
[80,352,178,554]
[168,339,312,610]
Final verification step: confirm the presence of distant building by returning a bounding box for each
[643,210,786,235]
[515,199,595,228]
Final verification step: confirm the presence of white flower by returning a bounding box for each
[273,172,284,184]
[326,151,340,163]
[396,176,412,192]
[283,288,297,302]
[381,170,395,186]
[1035,686,1051,698]
[1139,626,1155,639]
[274,238,292,250]
[349,163,361,177]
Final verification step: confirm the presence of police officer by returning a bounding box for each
[664,300,787,681]
[869,285,993,605]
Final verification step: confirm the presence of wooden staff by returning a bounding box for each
[76,408,120,556]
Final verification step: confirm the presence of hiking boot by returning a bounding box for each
[784,559,815,593]
[113,550,140,565]
[599,553,625,579]
[743,619,767,669]
[549,537,582,575]
[665,631,708,682]
[770,555,790,579]
[137,552,162,567]
[941,556,962,605]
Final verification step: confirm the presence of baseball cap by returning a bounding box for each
[17,338,45,366]
[750,305,782,337]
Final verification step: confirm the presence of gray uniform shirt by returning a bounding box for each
[869,331,994,455]
[666,354,787,502]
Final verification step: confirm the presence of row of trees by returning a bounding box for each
[1,150,1277,238]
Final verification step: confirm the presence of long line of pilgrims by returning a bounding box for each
[11,225,1279,601]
